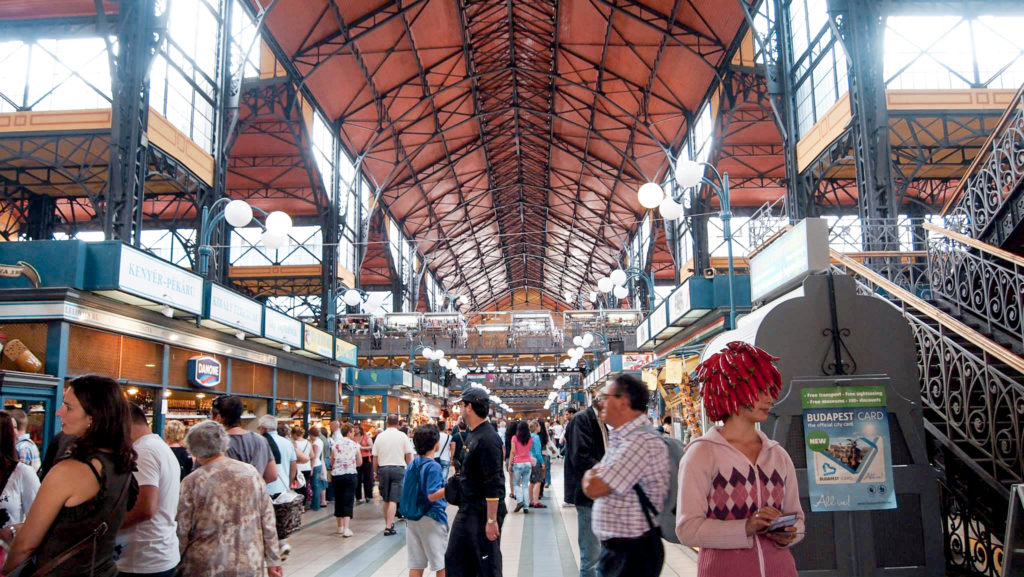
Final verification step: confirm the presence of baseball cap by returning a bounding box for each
[460,386,489,404]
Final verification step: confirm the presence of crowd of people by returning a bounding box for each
[0,341,803,577]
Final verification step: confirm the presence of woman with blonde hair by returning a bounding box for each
[163,419,192,480]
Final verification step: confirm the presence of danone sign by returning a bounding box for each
[187,356,222,388]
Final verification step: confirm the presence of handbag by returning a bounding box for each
[291,472,306,489]
[8,471,132,577]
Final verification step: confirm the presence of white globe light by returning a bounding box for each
[597,276,614,293]
[264,211,293,236]
[573,336,583,347]
[435,349,446,360]
[610,268,628,287]
[261,231,287,250]
[439,358,449,369]
[675,159,705,188]
[224,199,254,228]
[637,182,664,209]
[588,291,598,303]
[659,197,683,220]
[613,285,629,299]
[564,291,574,303]
[421,347,434,359]
[582,333,594,347]
[449,359,458,368]
[342,289,363,307]
[458,295,469,304]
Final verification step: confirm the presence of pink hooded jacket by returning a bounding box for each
[675,426,804,577]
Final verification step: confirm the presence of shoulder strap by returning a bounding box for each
[632,484,659,532]
[29,470,132,577]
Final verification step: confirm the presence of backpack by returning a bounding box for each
[635,426,686,544]
[397,459,432,521]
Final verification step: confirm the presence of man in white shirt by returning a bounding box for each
[259,415,298,559]
[116,404,180,577]
[371,414,413,536]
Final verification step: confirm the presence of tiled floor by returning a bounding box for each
[286,461,698,577]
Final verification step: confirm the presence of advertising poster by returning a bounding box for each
[802,386,896,512]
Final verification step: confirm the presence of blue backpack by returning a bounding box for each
[398,459,432,521]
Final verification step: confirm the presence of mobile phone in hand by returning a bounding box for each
[765,514,798,533]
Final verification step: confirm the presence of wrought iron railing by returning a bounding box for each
[937,467,1006,577]
[746,195,788,253]
[943,84,1024,242]
[928,233,1024,345]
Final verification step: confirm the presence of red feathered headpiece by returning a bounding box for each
[695,341,782,422]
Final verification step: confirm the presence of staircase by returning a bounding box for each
[943,85,1024,251]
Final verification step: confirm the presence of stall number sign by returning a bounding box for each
[188,356,222,388]
[802,386,896,512]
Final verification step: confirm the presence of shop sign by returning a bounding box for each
[649,302,668,339]
[635,319,650,348]
[334,338,358,366]
[187,356,222,388]
[750,218,828,302]
[264,308,302,348]
[413,376,422,391]
[208,284,263,335]
[0,261,41,288]
[667,281,691,324]
[303,324,333,358]
[802,386,896,512]
[403,372,413,389]
[118,245,204,315]
[621,353,652,371]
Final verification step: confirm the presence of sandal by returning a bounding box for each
[531,502,547,508]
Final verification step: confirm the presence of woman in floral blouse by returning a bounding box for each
[177,421,282,577]
[330,422,362,537]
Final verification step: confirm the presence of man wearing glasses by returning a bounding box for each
[582,374,669,577]
[445,387,506,577]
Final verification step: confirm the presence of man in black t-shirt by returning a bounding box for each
[445,387,507,577]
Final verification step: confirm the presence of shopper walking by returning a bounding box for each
[4,375,138,577]
[330,423,361,537]
[176,420,282,577]
[10,409,40,472]
[258,415,297,560]
[162,420,192,480]
[537,420,552,492]
[527,421,546,508]
[507,421,533,513]
[582,374,669,577]
[436,420,454,478]
[211,396,277,485]
[0,410,40,542]
[444,387,506,577]
[355,425,374,503]
[309,424,326,512]
[451,421,469,474]
[291,425,313,507]
[564,399,606,577]
[116,403,181,577]
[676,342,804,577]
[372,414,413,536]
[404,424,448,577]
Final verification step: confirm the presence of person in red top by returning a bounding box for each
[354,424,374,504]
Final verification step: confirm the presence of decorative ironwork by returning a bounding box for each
[937,468,1005,577]
[834,262,1024,490]
[745,194,788,254]
[946,87,1024,245]
[928,234,1023,345]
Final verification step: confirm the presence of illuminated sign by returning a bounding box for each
[750,218,829,302]
[303,325,333,358]
[187,356,222,388]
[118,245,203,314]
[208,284,263,335]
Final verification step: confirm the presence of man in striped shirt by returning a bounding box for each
[583,373,669,577]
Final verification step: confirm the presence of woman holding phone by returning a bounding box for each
[675,342,804,577]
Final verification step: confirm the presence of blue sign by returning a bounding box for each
[802,386,896,512]
[187,356,222,388]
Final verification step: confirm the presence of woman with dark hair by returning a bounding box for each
[3,375,138,577]
[507,421,534,513]
[0,410,41,544]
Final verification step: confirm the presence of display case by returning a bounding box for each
[383,313,422,336]
[163,390,214,426]
[275,400,305,424]
[338,314,372,336]
[604,310,643,328]
[422,313,463,334]
[123,385,159,425]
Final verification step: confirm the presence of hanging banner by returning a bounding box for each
[802,386,896,512]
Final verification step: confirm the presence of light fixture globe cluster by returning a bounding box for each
[571,333,595,348]
[552,375,570,389]
[342,289,364,307]
[223,199,293,250]
[634,160,706,223]
[422,347,470,380]
[596,268,631,299]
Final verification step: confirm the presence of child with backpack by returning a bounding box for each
[399,424,448,577]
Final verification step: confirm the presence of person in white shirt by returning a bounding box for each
[371,415,413,536]
[436,421,454,477]
[258,415,297,559]
[0,410,40,547]
[116,404,180,577]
